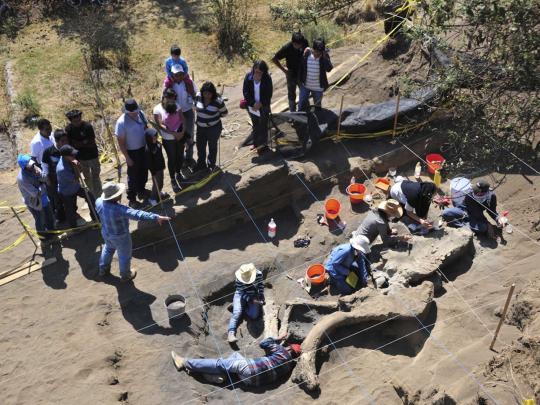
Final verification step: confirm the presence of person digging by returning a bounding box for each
[227,263,265,344]
[171,334,301,387]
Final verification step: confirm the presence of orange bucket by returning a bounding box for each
[346,183,366,204]
[426,153,445,174]
[374,177,391,193]
[325,199,341,219]
[306,264,327,285]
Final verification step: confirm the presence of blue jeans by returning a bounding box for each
[228,292,261,332]
[442,207,488,234]
[99,233,133,277]
[299,85,323,111]
[28,205,54,238]
[185,352,250,381]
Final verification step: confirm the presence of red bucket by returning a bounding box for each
[426,153,445,174]
[306,264,327,285]
[325,198,341,220]
[346,183,366,204]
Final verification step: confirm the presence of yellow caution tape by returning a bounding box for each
[0,233,27,254]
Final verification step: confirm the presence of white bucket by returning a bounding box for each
[450,177,471,207]
[165,294,186,320]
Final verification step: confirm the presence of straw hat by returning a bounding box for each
[235,263,258,284]
[350,233,371,254]
[102,182,126,201]
[378,199,403,218]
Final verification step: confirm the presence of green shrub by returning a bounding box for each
[302,21,342,47]
[15,91,40,122]
[210,0,254,58]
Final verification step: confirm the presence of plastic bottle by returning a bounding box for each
[268,218,277,239]
[350,176,356,184]
[414,162,422,179]
[433,169,442,187]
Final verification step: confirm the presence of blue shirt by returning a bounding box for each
[164,56,189,78]
[245,338,293,386]
[56,157,81,196]
[324,243,369,286]
[95,197,158,238]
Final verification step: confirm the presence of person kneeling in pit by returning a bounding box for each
[355,199,410,247]
[171,335,301,386]
[324,234,371,295]
[227,263,265,344]
[390,179,436,234]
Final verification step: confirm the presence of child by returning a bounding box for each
[164,44,189,79]
[144,128,167,205]
[227,263,265,343]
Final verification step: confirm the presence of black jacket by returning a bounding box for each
[145,142,165,175]
[464,193,498,223]
[242,72,273,108]
[299,50,333,90]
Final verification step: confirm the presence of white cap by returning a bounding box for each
[171,64,184,74]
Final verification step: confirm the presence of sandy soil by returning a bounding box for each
[0,29,539,405]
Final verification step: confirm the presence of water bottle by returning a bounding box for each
[268,218,277,239]
[350,176,356,184]
[433,169,442,187]
[414,162,422,179]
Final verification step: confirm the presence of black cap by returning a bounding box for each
[53,129,67,140]
[59,145,78,157]
[472,179,490,193]
[124,98,139,112]
[170,44,181,55]
[65,109,82,120]
[163,87,177,98]
[145,128,158,137]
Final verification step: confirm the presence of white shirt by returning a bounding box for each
[249,81,262,117]
[152,103,176,140]
[30,132,54,164]
[390,182,414,212]
[305,54,322,92]
[171,81,198,112]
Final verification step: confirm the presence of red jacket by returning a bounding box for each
[163,75,195,98]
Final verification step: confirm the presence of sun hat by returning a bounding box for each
[472,179,490,194]
[350,233,371,254]
[289,343,302,357]
[378,199,403,218]
[59,144,78,157]
[101,181,126,201]
[171,64,184,74]
[235,263,258,284]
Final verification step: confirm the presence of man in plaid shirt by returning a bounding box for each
[171,336,302,386]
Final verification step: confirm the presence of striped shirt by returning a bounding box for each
[244,338,294,386]
[195,94,228,128]
[305,54,323,92]
[234,269,265,302]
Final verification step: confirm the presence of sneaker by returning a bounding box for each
[175,172,185,183]
[202,374,225,384]
[98,266,111,277]
[194,162,207,172]
[148,198,158,206]
[128,200,141,209]
[171,179,181,193]
[160,191,170,199]
[120,269,137,282]
[227,331,237,343]
[171,351,186,371]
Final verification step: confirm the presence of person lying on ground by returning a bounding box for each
[144,128,167,206]
[242,60,273,153]
[96,182,170,282]
[298,38,333,112]
[165,64,197,169]
[30,118,53,165]
[390,179,436,233]
[272,31,309,112]
[42,129,69,224]
[442,179,503,238]
[171,335,301,387]
[195,81,228,172]
[355,199,410,246]
[17,154,54,241]
[153,89,185,192]
[56,145,97,228]
[115,99,150,208]
[164,44,189,79]
[227,263,265,344]
[324,233,371,295]
[65,109,102,197]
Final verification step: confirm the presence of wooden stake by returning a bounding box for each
[489,283,515,351]
[11,207,38,249]
[73,163,100,225]
[336,95,345,140]
[392,92,401,139]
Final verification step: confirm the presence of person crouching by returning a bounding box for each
[227,263,265,344]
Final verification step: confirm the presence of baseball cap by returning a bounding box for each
[171,64,184,74]
[124,98,139,113]
[65,109,82,120]
[472,179,490,194]
[59,145,79,157]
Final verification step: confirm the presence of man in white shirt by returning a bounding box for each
[30,118,53,164]
[169,64,198,168]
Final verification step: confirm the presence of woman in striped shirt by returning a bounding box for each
[194,82,228,171]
